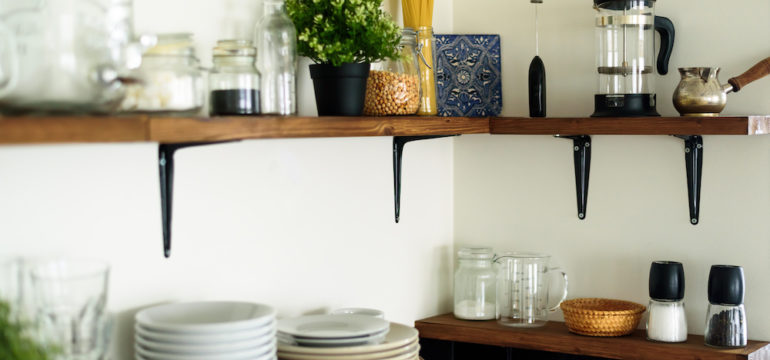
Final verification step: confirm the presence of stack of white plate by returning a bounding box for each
[134,301,277,360]
[277,318,419,360]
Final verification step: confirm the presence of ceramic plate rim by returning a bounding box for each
[278,315,389,338]
[135,332,274,354]
[135,342,275,360]
[134,321,275,344]
[278,345,419,360]
[136,301,275,333]
[277,342,419,360]
[276,322,418,355]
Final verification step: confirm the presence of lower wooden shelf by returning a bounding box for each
[415,313,770,360]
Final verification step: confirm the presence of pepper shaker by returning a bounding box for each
[647,261,687,342]
[705,265,747,348]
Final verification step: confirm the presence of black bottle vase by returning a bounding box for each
[309,63,370,116]
[529,55,546,117]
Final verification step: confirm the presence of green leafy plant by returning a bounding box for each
[287,0,402,66]
[0,301,52,360]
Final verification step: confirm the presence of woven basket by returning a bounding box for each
[560,298,646,337]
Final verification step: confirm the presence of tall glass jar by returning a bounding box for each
[416,26,437,115]
[120,33,205,114]
[363,28,421,116]
[256,0,297,115]
[454,247,496,320]
[209,40,260,116]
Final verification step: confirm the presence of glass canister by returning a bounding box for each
[256,0,297,115]
[647,261,687,342]
[453,247,496,320]
[705,265,747,348]
[416,26,437,115]
[120,33,205,114]
[363,28,421,116]
[209,40,260,116]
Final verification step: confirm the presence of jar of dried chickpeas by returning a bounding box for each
[363,28,421,116]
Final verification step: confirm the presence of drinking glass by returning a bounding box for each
[0,257,24,315]
[30,260,111,360]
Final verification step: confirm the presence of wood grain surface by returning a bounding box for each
[0,115,148,144]
[415,313,770,360]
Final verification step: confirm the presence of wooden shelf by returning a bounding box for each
[1,115,769,145]
[491,116,770,135]
[415,313,770,360]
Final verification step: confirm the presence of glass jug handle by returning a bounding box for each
[547,267,568,312]
[0,22,18,96]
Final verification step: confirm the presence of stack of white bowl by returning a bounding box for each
[277,314,419,360]
[134,301,276,360]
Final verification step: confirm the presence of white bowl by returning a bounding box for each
[330,308,385,319]
[136,301,275,333]
[135,342,275,360]
[135,321,275,344]
[135,332,274,354]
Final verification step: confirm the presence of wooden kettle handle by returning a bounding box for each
[728,57,770,92]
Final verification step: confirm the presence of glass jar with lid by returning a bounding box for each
[363,28,421,116]
[120,33,205,114]
[209,40,260,116]
[454,247,496,320]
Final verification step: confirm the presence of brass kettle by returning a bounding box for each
[673,57,770,116]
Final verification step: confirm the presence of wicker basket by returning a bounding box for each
[560,298,646,337]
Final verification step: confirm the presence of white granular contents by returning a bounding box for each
[647,303,687,342]
[454,300,496,320]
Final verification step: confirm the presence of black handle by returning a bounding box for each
[654,16,675,75]
[528,55,546,117]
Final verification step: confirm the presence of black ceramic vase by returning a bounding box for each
[309,63,370,116]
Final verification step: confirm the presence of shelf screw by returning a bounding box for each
[578,213,585,219]
[584,142,590,148]
[691,218,698,224]
[574,146,580,151]
[697,143,703,149]
[685,147,690,153]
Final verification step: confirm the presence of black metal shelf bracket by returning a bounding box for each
[675,135,703,225]
[393,135,458,223]
[556,135,591,220]
[159,141,237,258]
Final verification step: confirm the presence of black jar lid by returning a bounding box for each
[594,0,655,10]
[708,265,744,305]
[649,261,685,301]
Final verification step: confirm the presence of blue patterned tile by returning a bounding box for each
[434,34,502,117]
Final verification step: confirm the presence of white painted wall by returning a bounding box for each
[0,1,455,359]
[453,0,770,340]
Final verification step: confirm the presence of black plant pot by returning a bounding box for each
[309,63,370,116]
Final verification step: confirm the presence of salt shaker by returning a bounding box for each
[646,261,687,342]
[453,247,496,320]
[705,265,747,348]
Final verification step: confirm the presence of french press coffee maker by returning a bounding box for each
[592,0,674,117]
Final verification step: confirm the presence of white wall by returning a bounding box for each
[0,1,455,359]
[453,0,770,340]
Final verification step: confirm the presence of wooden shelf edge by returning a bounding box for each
[415,313,770,360]
[0,116,149,144]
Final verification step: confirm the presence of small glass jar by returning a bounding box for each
[120,33,205,114]
[416,26,437,115]
[647,261,687,342]
[209,40,260,116]
[454,247,496,320]
[705,265,747,348]
[363,28,421,116]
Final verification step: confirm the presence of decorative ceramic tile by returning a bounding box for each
[434,34,502,117]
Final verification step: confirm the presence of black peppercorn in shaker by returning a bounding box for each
[704,265,747,348]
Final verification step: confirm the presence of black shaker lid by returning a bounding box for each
[594,0,655,10]
[649,261,685,300]
[708,265,745,305]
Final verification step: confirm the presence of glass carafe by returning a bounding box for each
[0,0,136,113]
[453,247,496,320]
[495,252,568,327]
[592,0,674,117]
[256,0,297,115]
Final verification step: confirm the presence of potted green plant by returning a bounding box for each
[287,0,401,116]
[0,301,54,360]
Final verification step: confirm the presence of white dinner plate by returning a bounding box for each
[135,333,274,354]
[134,321,275,344]
[277,342,419,360]
[278,345,419,360]
[278,315,389,339]
[136,301,275,333]
[136,353,276,360]
[277,322,418,355]
[279,328,387,347]
[135,343,274,360]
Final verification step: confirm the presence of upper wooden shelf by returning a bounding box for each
[0,115,768,144]
[415,313,770,360]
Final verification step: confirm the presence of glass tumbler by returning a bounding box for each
[30,260,111,360]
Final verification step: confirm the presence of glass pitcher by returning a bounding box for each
[495,252,568,327]
[0,0,136,113]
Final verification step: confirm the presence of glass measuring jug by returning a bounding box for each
[495,252,568,327]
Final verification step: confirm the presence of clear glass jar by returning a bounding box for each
[454,247,496,320]
[416,26,437,115]
[209,40,260,116]
[120,33,205,114]
[363,28,421,116]
[647,299,687,342]
[705,303,747,348]
[256,0,297,115]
